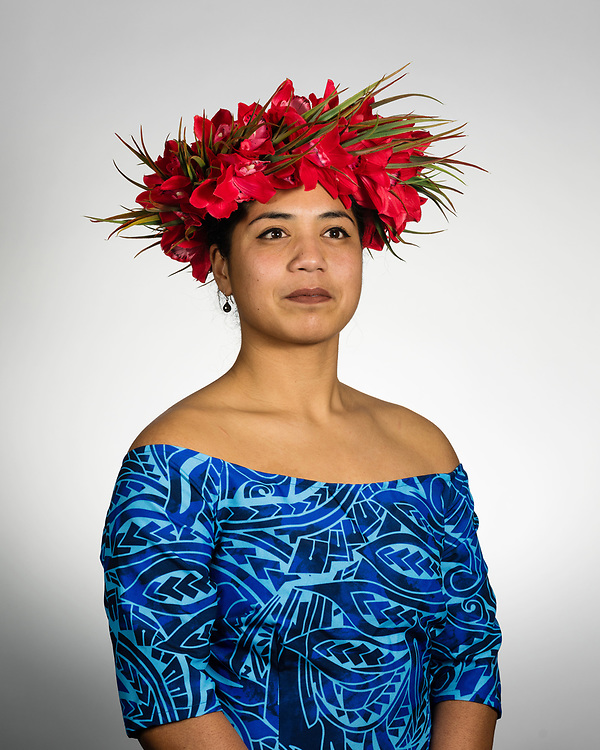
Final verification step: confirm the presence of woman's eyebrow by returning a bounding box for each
[319,210,356,225]
[247,210,356,226]
[247,211,293,226]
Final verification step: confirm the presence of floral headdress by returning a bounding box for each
[94,67,474,283]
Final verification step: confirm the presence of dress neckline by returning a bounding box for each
[124,443,463,488]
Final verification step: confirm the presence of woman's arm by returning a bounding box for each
[138,711,248,750]
[102,447,227,739]
[429,469,502,720]
[430,701,497,750]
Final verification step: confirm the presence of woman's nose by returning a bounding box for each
[288,234,327,272]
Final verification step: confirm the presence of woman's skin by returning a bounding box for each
[138,702,498,750]
[133,184,498,749]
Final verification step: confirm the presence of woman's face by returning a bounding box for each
[212,184,363,346]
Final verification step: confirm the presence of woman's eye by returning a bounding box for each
[324,227,350,239]
[258,228,286,240]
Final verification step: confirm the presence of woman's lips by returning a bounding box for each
[285,287,332,304]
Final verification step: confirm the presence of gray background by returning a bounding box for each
[1,0,599,747]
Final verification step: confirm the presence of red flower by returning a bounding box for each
[266,162,301,191]
[266,79,311,126]
[216,158,277,202]
[189,156,276,219]
[361,220,385,252]
[388,151,420,181]
[351,149,393,212]
[189,246,212,283]
[387,130,430,180]
[159,221,211,282]
[212,108,234,144]
[160,224,186,253]
[380,184,426,238]
[136,174,192,211]
[189,178,237,219]
[347,95,375,126]
[295,128,356,199]
[153,139,183,177]
[309,79,339,111]
[193,115,215,146]
[239,121,274,157]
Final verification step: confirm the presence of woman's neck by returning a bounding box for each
[220,335,347,421]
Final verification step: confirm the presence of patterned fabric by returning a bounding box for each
[102,444,501,749]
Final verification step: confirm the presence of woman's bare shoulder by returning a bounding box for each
[346,387,460,474]
[128,387,228,454]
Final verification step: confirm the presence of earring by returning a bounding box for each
[222,295,233,313]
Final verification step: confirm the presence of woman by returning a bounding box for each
[100,71,501,750]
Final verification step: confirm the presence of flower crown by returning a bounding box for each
[94,67,473,283]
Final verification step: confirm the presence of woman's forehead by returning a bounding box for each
[244,185,350,221]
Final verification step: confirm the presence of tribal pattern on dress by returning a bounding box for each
[102,444,501,749]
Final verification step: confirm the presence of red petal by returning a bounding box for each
[159,211,180,223]
[161,225,185,252]
[298,159,319,192]
[189,180,217,209]
[321,79,339,110]
[143,173,163,187]
[207,199,239,220]
[237,100,261,124]
[190,180,238,219]
[213,167,239,202]
[193,115,214,144]
[290,95,311,115]
[161,175,190,190]
[234,172,276,203]
[362,221,385,251]
[211,108,233,142]
[270,79,294,110]
[136,190,152,208]
[191,250,212,283]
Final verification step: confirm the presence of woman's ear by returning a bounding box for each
[209,244,232,295]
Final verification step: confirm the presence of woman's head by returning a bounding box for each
[209,185,364,346]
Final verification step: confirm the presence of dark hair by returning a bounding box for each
[350,200,369,245]
[205,197,371,262]
[204,204,249,262]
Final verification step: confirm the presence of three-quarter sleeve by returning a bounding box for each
[101,445,222,737]
[429,467,502,715]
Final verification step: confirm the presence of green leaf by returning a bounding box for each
[112,160,146,189]
[373,92,443,109]
[133,239,162,256]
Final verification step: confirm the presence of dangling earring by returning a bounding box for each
[222,295,233,313]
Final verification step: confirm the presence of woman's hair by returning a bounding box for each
[206,199,370,262]
[204,204,249,262]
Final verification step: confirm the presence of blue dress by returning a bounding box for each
[101,444,501,749]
